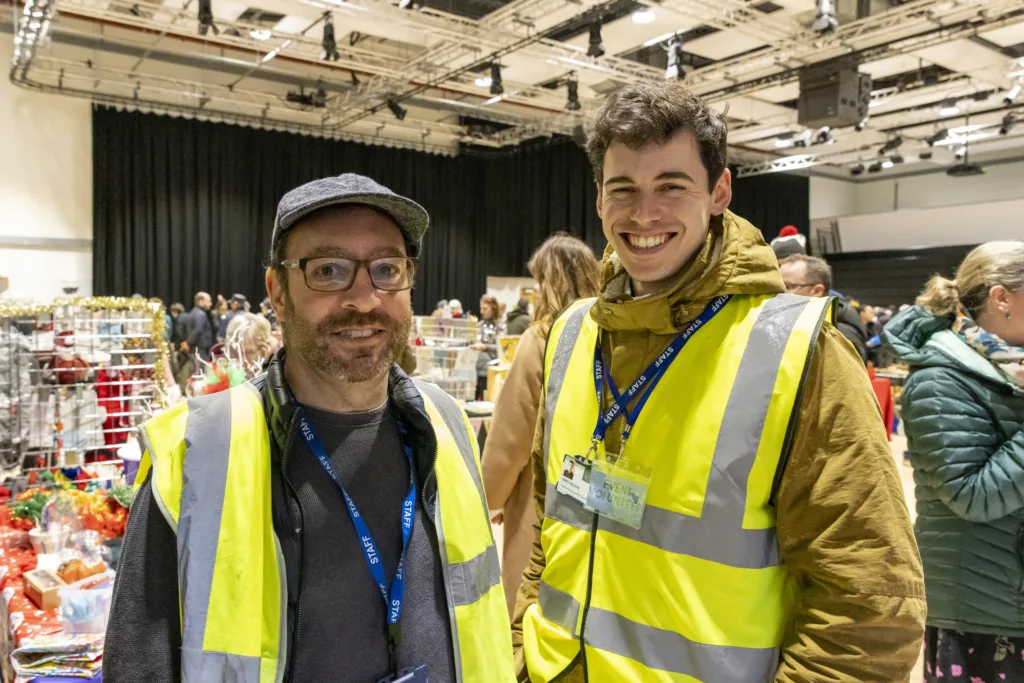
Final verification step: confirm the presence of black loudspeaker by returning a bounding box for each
[798,56,871,129]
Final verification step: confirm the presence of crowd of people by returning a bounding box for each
[100,79,1024,683]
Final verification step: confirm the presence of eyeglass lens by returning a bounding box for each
[304,257,415,292]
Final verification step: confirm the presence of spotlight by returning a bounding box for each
[850,163,865,176]
[938,99,960,117]
[855,116,869,132]
[954,146,967,160]
[1005,82,1023,106]
[920,151,933,161]
[587,21,605,58]
[881,159,894,169]
[1000,112,1017,136]
[774,132,794,148]
[793,129,813,148]
[398,0,423,9]
[250,28,271,40]
[387,98,407,120]
[198,0,218,35]
[814,127,834,145]
[811,0,838,33]
[489,63,503,96]
[665,34,686,81]
[926,129,949,146]
[565,77,581,111]
[321,13,340,61]
[879,136,902,155]
[867,161,883,173]
[890,155,904,164]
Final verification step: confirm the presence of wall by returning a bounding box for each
[485,276,537,315]
[809,162,1024,252]
[0,40,93,302]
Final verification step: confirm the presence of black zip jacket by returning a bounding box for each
[103,351,448,683]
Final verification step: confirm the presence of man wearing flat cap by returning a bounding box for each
[106,174,515,683]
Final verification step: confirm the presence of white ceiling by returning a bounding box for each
[7,0,1024,175]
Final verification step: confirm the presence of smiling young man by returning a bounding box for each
[512,83,926,682]
[104,174,515,683]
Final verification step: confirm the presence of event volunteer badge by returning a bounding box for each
[557,446,653,530]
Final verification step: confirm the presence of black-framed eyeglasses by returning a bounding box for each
[281,256,417,292]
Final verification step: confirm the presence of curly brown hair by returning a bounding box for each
[528,233,601,333]
[585,82,728,190]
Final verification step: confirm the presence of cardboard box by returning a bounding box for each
[24,569,66,610]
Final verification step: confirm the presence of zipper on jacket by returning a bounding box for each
[577,514,599,682]
[278,410,305,682]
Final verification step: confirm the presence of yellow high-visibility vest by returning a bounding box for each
[134,380,515,683]
[523,293,834,682]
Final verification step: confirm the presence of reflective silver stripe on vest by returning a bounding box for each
[543,295,812,570]
[543,302,595,473]
[538,580,580,636]
[584,609,779,683]
[448,544,501,607]
[178,387,267,683]
[413,380,502,604]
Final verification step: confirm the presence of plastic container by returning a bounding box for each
[59,571,115,634]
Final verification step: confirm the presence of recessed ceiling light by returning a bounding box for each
[250,28,272,40]
[632,9,655,23]
[475,76,492,87]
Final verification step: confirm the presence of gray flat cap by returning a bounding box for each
[271,173,429,258]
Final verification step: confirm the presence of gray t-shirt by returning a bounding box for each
[287,401,456,683]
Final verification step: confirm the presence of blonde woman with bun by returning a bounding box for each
[481,233,601,618]
[884,241,1024,683]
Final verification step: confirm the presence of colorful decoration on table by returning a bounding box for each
[188,323,268,396]
[0,296,171,407]
[4,486,129,539]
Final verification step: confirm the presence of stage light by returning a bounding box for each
[631,9,655,23]
[867,162,883,173]
[387,98,407,120]
[565,77,581,111]
[793,129,813,148]
[926,129,949,146]
[774,132,794,148]
[398,0,423,9]
[855,116,869,132]
[250,28,271,40]
[665,34,686,80]
[881,159,894,169]
[890,155,904,164]
[1000,112,1017,136]
[850,164,865,176]
[1005,82,1022,106]
[489,63,503,96]
[322,13,340,61]
[954,146,968,160]
[198,0,218,35]
[814,127,834,145]
[879,136,902,155]
[587,21,605,58]
[811,0,837,33]
[938,99,960,117]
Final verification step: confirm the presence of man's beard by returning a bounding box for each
[282,292,411,383]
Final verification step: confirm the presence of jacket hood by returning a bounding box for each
[884,305,1013,388]
[590,210,785,335]
[507,308,529,322]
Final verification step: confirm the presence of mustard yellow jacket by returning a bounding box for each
[509,211,926,682]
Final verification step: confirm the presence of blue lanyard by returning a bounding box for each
[592,295,730,453]
[298,411,416,667]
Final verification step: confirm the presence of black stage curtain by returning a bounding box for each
[93,107,809,312]
[730,169,810,244]
[829,245,977,307]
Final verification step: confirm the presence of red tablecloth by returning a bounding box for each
[872,376,894,440]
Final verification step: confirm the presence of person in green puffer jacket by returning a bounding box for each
[885,240,1024,683]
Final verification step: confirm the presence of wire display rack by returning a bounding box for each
[409,316,479,402]
[0,297,171,475]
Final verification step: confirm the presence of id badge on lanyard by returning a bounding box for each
[556,296,730,529]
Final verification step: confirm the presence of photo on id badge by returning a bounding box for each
[557,454,591,502]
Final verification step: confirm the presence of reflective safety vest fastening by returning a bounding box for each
[133,379,515,683]
[522,293,835,683]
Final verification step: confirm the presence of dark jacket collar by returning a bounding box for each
[253,349,440,495]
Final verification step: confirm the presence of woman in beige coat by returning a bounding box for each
[482,233,601,617]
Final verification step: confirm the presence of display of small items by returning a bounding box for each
[408,316,480,402]
[0,297,171,475]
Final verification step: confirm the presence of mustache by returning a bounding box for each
[315,310,404,334]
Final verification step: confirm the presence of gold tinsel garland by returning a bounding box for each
[0,296,171,407]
